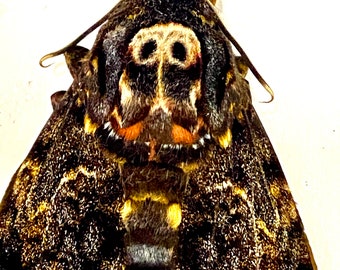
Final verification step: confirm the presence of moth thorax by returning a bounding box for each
[111,22,203,148]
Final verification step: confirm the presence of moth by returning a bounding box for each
[0,0,317,269]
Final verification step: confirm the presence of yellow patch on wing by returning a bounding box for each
[84,114,98,134]
[37,201,49,213]
[270,183,281,199]
[288,200,298,220]
[29,201,50,221]
[256,219,275,240]
[212,180,232,192]
[14,159,41,205]
[62,166,96,181]
[217,128,232,148]
[18,159,40,177]
[53,166,97,200]
[166,203,182,229]
[233,186,247,201]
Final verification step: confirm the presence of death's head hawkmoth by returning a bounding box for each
[0,0,317,269]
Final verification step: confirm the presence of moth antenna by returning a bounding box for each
[39,6,120,67]
[207,0,217,6]
[207,0,274,102]
[224,30,274,103]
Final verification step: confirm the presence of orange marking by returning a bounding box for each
[148,139,157,161]
[171,124,197,144]
[117,122,143,140]
[196,117,204,131]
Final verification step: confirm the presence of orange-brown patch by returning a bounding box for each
[171,124,197,144]
[196,117,204,131]
[116,122,143,140]
[148,139,157,161]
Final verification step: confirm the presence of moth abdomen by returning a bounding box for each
[120,164,186,268]
[122,199,179,269]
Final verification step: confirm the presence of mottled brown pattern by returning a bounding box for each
[180,109,316,269]
[0,0,316,269]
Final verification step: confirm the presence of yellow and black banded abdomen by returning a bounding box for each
[119,164,187,268]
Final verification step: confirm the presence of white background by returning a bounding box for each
[0,0,339,269]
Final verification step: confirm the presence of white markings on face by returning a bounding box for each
[129,23,201,69]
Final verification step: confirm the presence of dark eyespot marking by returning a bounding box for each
[141,40,157,60]
[172,42,186,62]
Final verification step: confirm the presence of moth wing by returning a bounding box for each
[0,86,125,268]
[180,104,316,269]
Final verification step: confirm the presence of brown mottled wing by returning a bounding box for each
[0,89,125,269]
[179,105,316,269]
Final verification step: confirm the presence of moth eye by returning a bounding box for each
[140,40,157,60]
[172,41,186,62]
